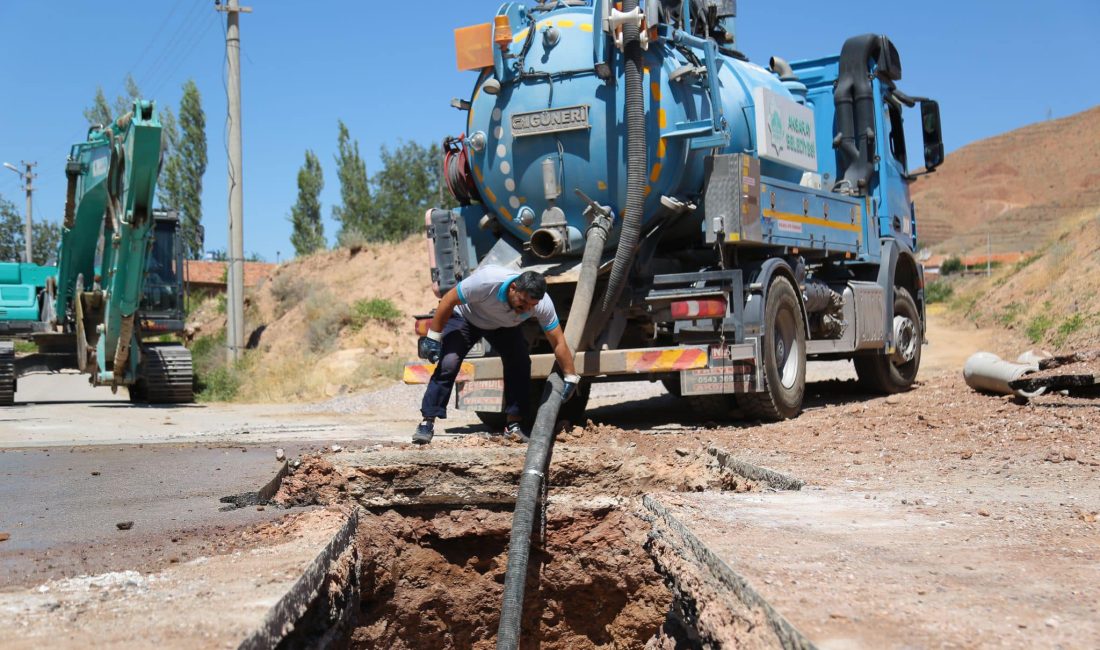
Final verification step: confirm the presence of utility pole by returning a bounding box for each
[217,0,251,363]
[3,161,35,263]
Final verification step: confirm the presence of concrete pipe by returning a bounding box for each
[963,351,1046,398]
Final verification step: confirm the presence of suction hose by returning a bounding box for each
[495,204,612,649]
[598,0,647,320]
[497,6,646,644]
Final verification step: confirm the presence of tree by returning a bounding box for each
[0,197,22,262]
[332,120,372,240]
[83,75,142,128]
[370,140,441,242]
[0,195,62,265]
[159,80,207,259]
[289,150,326,256]
[31,221,62,266]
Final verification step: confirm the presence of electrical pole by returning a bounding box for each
[217,0,251,363]
[3,161,35,263]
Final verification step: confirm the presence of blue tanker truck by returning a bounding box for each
[404,0,944,425]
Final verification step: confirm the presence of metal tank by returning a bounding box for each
[459,0,803,258]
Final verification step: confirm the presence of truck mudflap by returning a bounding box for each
[402,341,761,402]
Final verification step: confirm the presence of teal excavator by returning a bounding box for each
[0,99,193,405]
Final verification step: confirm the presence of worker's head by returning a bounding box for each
[507,271,546,314]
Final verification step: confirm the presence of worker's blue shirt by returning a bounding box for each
[454,265,559,332]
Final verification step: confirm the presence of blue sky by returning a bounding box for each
[1,1,1097,262]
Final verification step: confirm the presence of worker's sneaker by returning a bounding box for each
[504,421,528,442]
[412,420,435,445]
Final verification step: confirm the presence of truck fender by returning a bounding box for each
[875,240,926,346]
[743,258,811,340]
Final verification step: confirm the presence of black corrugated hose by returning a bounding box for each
[494,2,645,647]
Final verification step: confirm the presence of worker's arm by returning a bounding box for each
[423,287,461,362]
[429,287,461,336]
[544,325,581,400]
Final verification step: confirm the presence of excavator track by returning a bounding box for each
[131,343,194,404]
[0,341,14,406]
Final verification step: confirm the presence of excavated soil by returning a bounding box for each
[353,504,672,649]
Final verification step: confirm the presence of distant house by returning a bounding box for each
[184,260,276,295]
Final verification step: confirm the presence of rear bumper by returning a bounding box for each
[401,343,755,384]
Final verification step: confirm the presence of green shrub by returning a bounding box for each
[1025,314,1054,343]
[13,340,36,354]
[349,297,402,331]
[270,273,310,318]
[939,256,964,275]
[189,331,244,401]
[303,291,350,352]
[996,302,1023,328]
[924,280,953,304]
[1052,313,1085,348]
[337,229,368,254]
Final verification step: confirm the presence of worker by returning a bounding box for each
[414,266,580,444]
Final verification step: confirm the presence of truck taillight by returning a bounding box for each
[670,298,727,319]
[414,318,432,337]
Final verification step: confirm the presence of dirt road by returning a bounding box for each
[2,312,1096,647]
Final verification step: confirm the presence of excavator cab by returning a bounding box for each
[139,210,186,335]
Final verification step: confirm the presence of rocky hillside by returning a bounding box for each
[187,236,436,402]
[912,106,1100,255]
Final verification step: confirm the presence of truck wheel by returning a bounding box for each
[741,277,806,421]
[854,287,921,394]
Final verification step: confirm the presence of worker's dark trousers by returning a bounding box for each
[420,314,531,421]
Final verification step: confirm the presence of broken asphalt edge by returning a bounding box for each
[708,446,806,491]
[642,495,816,649]
[237,506,362,650]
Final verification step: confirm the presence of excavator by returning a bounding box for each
[0,99,193,405]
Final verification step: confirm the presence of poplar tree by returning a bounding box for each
[289,150,326,257]
[161,80,207,259]
[332,120,372,242]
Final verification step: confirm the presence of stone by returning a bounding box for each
[91,471,101,476]
[961,450,973,460]
[674,448,690,457]
[331,444,343,453]
[1045,450,1064,464]
[0,532,10,542]
[116,521,134,530]
[1062,449,1077,461]
[978,508,990,517]
[275,448,286,462]
[885,395,901,405]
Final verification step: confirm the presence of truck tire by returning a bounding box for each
[854,287,921,394]
[740,277,806,421]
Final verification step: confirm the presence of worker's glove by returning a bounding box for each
[561,374,581,402]
[420,329,443,364]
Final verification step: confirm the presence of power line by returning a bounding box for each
[137,0,210,95]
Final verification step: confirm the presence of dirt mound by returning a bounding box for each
[187,237,436,402]
[912,105,1100,254]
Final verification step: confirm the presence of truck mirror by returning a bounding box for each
[921,100,944,171]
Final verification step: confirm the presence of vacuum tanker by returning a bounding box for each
[407,0,945,422]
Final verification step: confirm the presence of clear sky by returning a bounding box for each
[1,1,1097,262]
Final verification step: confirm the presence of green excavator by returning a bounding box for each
[0,99,193,405]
